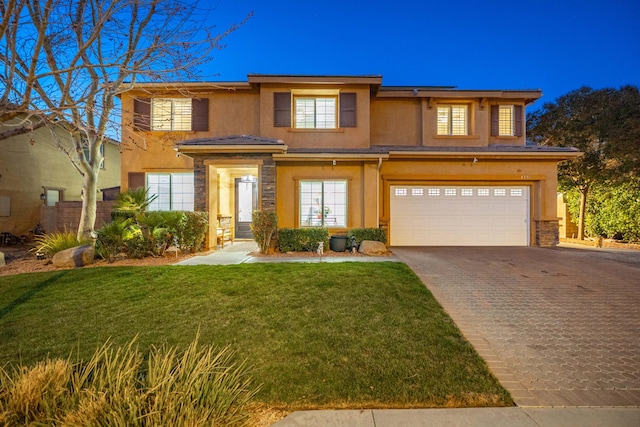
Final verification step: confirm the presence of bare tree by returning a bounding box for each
[0,0,248,240]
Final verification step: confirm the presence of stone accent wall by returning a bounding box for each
[42,201,115,234]
[536,219,559,247]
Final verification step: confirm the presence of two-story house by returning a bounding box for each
[119,74,580,248]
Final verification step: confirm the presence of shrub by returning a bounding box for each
[95,219,132,262]
[136,211,178,256]
[278,228,329,252]
[111,187,157,221]
[0,334,258,426]
[30,232,91,257]
[347,228,387,245]
[174,211,208,253]
[250,211,278,254]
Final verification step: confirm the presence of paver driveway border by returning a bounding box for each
[392,244,640,408]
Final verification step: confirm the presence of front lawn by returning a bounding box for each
[0,262,512,409]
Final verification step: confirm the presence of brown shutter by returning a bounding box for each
[192,98,209,131]
[339,92,357,127]
[490,105,499,136]
[274,92,291,127]
[128,172,146,191]
[133,98,150,131]
[514,105,523,136]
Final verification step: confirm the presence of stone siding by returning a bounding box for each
[535,219,559,247]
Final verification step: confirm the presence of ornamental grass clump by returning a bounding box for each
[30,232,90,257]
[0,334,259,426]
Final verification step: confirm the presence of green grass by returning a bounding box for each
[0,263,513,409]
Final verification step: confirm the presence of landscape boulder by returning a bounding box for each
[52,244,95,268]
[358,240,388,256]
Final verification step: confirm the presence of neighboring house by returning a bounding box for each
[0,118,121,236]
[119,74,580,248]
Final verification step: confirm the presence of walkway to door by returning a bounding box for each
[392,245,640,407]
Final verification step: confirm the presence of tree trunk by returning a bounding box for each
[77,169,99,242]
[578,186,589,240]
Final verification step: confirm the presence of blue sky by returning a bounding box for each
[202,0,640,110]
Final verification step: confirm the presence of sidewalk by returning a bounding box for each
[271,407,640,427]
[174,240,401,265]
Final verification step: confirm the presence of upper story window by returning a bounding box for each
[498,105,514,136]
[151,98,192,131]
[437,105,468,136]
[133,97,209,132]
[274,92,356,129]
[295,97,337,129]
[491,104,523,137]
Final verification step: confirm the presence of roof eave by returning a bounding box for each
[273,153,389,161]
[388,150,582,161]
[176,144,288,154]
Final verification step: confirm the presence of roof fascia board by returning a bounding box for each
[176,145,288,154]
[248,74,383,86]
[273,153,389,161]
[388,150,582,161]
[376,89,542,100]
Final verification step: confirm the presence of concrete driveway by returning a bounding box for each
[392,244,640,407]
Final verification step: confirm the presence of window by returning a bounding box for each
[437,105,468,135]
[491,105,523,137]
[411,188,424,196]
[498,105,514,136]
[274,92,357,128]
[295,97,337,129]
[152,98,192,131]
[134,98,209,132]
[395,188,407,196]
[147,173,194,211]
[300,180,347,227]
[44,189,62,207]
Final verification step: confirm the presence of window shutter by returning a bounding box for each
[274,92,291,127]
[192,98,209,131]
[514,105,523,136]
[133,98,150,131]
[128,172,146,191]
[490,105,499,136]
[339,92,357,127]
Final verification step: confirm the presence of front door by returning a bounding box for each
[235,178,258,239]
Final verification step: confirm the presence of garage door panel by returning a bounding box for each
[391,185,529,246]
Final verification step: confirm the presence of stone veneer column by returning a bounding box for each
[193,158,207,212]
[260,156,276,211]
[536,220,559,247]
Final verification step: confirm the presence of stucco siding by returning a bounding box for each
[0,125,120,235]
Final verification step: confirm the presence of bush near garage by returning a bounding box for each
[347,228,387,246]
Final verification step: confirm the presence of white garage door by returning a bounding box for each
[390,185,529,246]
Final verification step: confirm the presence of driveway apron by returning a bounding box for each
[392,245,640,407]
